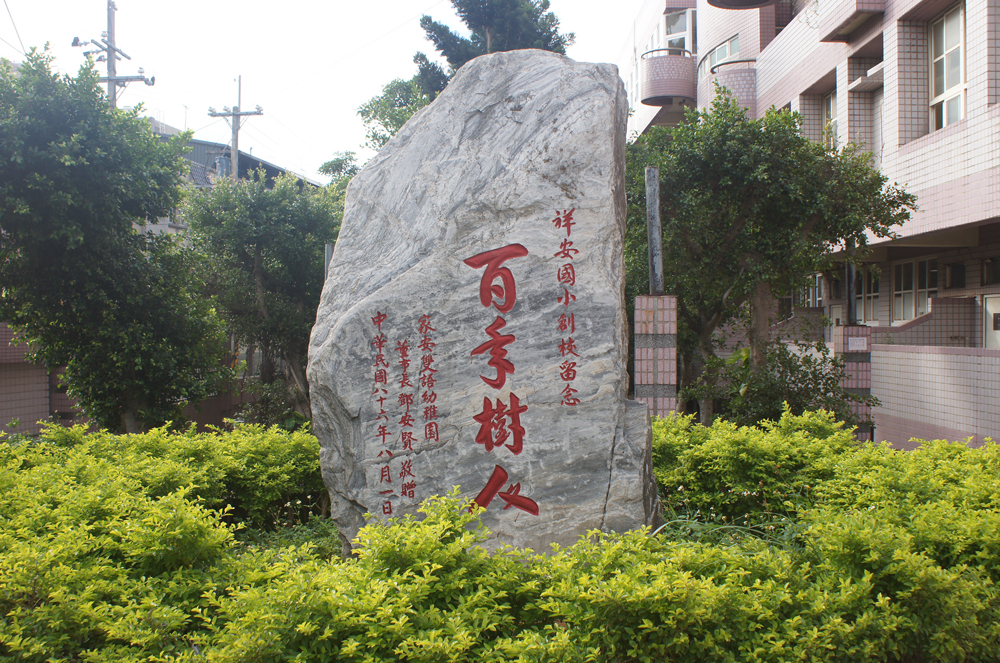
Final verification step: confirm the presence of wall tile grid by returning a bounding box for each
[870,295,978,344]
[0,324,29,364]
[634,295,679,416]
[872,344,1000,446]
[642,54,698,101]
[0,363,50,437]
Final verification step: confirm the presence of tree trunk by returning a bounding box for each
[283,348,312,418]
[121,405,143,434]
[697,327,718,426]
[749,280,772,372]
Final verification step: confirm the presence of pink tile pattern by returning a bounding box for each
[634,295,679,417]
[641,53,697,103]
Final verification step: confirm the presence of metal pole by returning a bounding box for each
[645,166,665,295]
[845,240,857,325]
[231,76,241,180]
[106,1,116,107]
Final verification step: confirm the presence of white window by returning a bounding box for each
[892,259,938,321]
[930,5,964,130]
[855,267,879,324]
[698,35,740,79]
[823,90,838,149]
[664,10,696,56]
[801,273,824,308]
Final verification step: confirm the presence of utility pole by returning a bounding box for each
[208,76,263,179]
[72,1,154,108]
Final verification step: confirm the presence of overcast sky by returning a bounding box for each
[0,1,648,182]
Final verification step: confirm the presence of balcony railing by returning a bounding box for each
[706,0,777,9]
[640,48,697,106]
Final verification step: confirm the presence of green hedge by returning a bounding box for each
[3,412,1000,662]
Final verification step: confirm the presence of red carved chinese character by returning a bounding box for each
[473,465,538,516]
[471,316,515,389]
[554,239,579,260]
[418,315,435,335]
[420,373,436,389]
[375,353,389,369]
[377,449,393,459]
[425,421,439,441]
[473,393,526,455]
[382,500,393,515]
[371,334,387,352]
[399,412,415,428]
[464,244,529,313]
[399,357,412,372]
[401,431,415,450]
[558,289,576,306]
[401,482,416,498]
[377,425,391,443]
[422,391,437,404]
[473,464,509,510]
[380,465,392,484]
[558,313,575,333]
[374,369,388,384]
[372,312,387,332]
[418,336,436,352]
[376,409,389,423]
[420,355,435,373]
[559,361,577,382]
[498,482,540,515]
[561,383,580,406]
[423,405,438,420]
[399,374,413,389]
[399,460,415,479]
[558,337,580,358]
[398,393,414,409]
[552,208,575,236]
[557,263,576,286]
[396,339,410,357]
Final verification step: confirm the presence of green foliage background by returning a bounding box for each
[4,413,1000,661]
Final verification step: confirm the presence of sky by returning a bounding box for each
[0,0,649,183]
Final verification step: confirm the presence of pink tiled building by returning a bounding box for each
[620,0,1000,446]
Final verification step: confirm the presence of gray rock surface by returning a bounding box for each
[308,49,659,554]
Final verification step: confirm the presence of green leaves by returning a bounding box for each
[1,52,227,432]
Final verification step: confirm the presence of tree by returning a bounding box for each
[357,78,432,151]
[626,89,915,419]
[359,0,575,150]
[185,172,340,421]
[420,0,574,71]
[0,52,231,433]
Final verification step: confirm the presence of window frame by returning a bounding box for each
[698,34,740,79]
[854,266,880,324]
[929,4,966,131]
[823,89,838,150]
[892,258,938,322]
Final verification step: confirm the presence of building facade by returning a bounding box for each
[622,0,1000,446]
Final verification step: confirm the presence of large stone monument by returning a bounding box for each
[308,49,659,554]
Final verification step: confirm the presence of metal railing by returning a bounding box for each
[710,58,757,74]
[641,48,694,60]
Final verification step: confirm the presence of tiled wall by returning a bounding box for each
[869,296,979,345]
[641,53,698,101]
[0,363,50,436]
[634,295,679,416]
[872,344,1000,447]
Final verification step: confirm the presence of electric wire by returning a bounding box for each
[0,33,22,56]
[3,0,24,53]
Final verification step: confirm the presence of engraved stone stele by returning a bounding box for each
[307,49,660,555]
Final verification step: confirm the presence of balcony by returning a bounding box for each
[819,0,884,42]
[640,49,697,106]
[706,0,777,9]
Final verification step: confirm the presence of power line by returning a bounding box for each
[3,0,24,53]
[0,33,22,56]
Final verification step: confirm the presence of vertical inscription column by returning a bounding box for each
[633,295,677,417]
